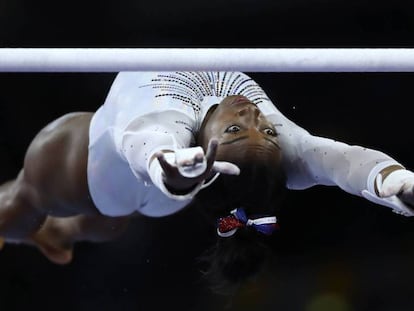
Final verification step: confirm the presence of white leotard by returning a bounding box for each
[87,72,400,217]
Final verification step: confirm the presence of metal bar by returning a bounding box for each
[1,48,414,72]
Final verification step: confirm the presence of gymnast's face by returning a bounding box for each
[200,95,281,163]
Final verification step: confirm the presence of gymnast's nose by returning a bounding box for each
[237,105,260,124]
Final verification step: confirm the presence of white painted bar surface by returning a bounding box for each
[0,48,414,72]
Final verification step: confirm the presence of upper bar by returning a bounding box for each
[1,48,414,72]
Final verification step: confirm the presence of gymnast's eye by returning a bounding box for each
[225,125,241,133]
[264,128,277,136]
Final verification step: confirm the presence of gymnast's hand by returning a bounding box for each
[154,139,240,193]
[379,169,414,208]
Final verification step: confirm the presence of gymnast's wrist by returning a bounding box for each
[378,164,406,181]
[366,160,404,196]
[375,165,406,195]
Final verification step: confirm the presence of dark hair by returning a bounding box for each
[192,102,287,293]
[193,158,287,293]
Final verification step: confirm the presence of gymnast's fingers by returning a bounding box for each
[213,161,240,176]
[205,139,218,169]
[155,152,177,177]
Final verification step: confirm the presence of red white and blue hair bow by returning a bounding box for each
[217,208,279,238]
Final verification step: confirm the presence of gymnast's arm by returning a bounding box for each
[119,110,239,204]
[264,111,414,215]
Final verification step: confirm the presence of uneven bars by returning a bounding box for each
[1,48,414,72]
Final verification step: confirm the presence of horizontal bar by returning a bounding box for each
[1,48,414,72]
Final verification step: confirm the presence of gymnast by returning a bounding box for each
[0,72,413,286]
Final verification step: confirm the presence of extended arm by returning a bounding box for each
[266,113,414,216]
[120,110,239,215]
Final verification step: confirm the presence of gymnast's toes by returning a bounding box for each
[37,241,73,265]
[30,233,74,265]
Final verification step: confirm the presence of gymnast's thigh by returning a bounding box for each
[23,112,100,217]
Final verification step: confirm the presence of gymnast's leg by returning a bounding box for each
[0,170,47,239]
[0,112,131,263]
[31,214,130,264]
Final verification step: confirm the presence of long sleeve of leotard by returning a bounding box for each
[119,110,207,204]
[264,111,402,197]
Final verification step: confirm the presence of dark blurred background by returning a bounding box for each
[1,0,414,310]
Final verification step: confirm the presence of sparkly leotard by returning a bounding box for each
[88,72,399,217]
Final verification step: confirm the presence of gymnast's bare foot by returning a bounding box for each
[30,218,74,265]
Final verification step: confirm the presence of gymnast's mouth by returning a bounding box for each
[229,95,253,106]
[216,95,253,108]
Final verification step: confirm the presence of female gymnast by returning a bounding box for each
[0,72,413,288]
